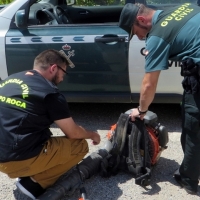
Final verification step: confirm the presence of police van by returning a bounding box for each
[0,0,197,103]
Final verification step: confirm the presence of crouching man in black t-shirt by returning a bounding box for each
[0,49,100,199]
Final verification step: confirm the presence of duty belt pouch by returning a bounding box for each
[181,58,200,94]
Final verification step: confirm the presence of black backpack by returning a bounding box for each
[100,110,168,187]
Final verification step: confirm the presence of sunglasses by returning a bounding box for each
[56,65,68,74]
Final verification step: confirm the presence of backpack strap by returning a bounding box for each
[108,113,130,174]
[127,119,151,186]
[100,113,130,177]
[126,120,142,175]
[111,113,130,154]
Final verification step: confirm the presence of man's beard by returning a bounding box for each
[52,73,59,86]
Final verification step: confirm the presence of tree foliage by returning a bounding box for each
[0,0,13,4]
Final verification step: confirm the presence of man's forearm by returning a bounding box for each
[66,125,93,139]
[139,71,160,111]
[68,125,100,145]
[139,85,156,112]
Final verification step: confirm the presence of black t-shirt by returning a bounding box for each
[44,93,71,121]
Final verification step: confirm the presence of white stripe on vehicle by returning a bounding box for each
[6,35,101,44]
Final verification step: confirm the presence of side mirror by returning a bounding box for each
[15,9,27,28]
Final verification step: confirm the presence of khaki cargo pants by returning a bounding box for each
[0,136,88,188]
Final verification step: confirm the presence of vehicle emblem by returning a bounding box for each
[59,50,75,68]
[62,44,71,51]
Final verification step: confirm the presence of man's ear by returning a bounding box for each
[50,64,57,74]
[137,16,146,24]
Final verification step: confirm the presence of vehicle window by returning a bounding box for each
[67,0,125,6]
[66,0,198,6]
[146,0,197,4]
[26,0,198,26]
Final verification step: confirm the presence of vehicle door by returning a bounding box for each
[5,0,130,103]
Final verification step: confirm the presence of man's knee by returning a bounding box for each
[80,139,89,155]
[82,139,89,154]
[70,139,89,156]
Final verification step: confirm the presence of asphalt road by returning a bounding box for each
[1,103,200,200]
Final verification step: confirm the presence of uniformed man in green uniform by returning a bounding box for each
[119,2,200,195]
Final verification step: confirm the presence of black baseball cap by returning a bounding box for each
[119,3,140,41]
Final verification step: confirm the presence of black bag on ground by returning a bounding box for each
[100,110,168,187]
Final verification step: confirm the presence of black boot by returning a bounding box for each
[37,149,109,200]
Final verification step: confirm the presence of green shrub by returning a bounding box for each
[0,0,13,5]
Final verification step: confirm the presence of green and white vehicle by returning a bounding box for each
[0,0,198,103]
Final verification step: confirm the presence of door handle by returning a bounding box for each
[95,35,126,43]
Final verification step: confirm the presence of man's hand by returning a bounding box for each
[129,108,146,121]
[55,118,101,144]
[129,71,160,121]
[91,131,101,145]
